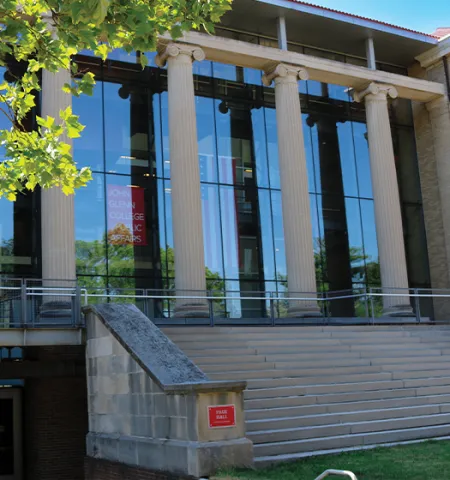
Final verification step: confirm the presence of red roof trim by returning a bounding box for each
[283,0,439,39]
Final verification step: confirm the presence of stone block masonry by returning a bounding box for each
[84,304,253,478]
[85,457,193,480]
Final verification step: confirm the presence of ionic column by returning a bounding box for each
[40,69,77,320]
[156,44,208,317]
[41,69,76,283]
[263,64,320,317]
[353,83,412,315]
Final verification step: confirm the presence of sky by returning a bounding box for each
[308,0,450,35]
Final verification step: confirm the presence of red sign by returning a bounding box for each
[208,405,236,428]
[107,185,147,246]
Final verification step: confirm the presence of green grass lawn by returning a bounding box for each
[214,441,450,480]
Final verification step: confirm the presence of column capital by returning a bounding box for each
[262,63,309,86]
[352,82,398,103]
[155,43,205,67]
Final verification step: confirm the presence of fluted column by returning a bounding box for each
[156,44,208,317]
[263,64,320,317]
[353,83,412,315]
[41,69,76,284]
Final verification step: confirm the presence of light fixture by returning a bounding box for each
[127,185,140,188]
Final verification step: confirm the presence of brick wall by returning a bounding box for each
[23,346,88,480]
[85,457,194,480]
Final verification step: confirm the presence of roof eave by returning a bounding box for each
[256,0,439,45]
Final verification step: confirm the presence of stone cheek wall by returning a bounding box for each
[85,305,252,479]
[87,316,194,452]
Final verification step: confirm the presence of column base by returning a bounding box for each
[173,302,209,318]
[383,304,414,317]
[288,303,322,318]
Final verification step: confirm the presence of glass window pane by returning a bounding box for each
[73,80,104,171]
[108,49,137,63]
[103,82,152,175]
[244,68,262,86]
[193,60,213,77]
[337,121,358,197]
[160,92,170,179]
[258,189,276,280]
[219,185,239,279]
[307,80,322,97]
[197,96,217,183]
[304,117,320,194]
[0,194,33,275]
[344,198,364,283]
[75,173,107,276]
[360,199,380,287]
[264,107,280,189]
[310,193,324,288]
[352,122,372,198]
[104,174,161,281]
[213,62,237,82]
[251,107,269,188]
[162,180,174,280]
[271,191,286,280]
[201,184,224,279]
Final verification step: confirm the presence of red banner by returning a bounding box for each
[106,185,147,246]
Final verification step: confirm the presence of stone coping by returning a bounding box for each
[83,304,246,394]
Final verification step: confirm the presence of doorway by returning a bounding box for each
[0,389,22,480]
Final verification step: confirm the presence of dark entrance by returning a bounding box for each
[0,389,22,480]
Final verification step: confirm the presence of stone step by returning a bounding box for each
[246,403,450,431]
[245,381,450,405]
[245,393,450,420]
[164,325,450,464]
[196,355,371,369]
[197,353,450,370]
[208,365,386,380]
[174,337,433,349]
[250,412,450,447]
[243,371,450,390]
[209,365,450,384]
[166,331,439,342]
[244,379,409,399]
[205,360,450,378]
[246,374,395,389]
[244,386,421,410]
[254,425,450,466]
[181,344,444,357]
[163,326,450,336]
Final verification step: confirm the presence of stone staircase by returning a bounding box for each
[162,325,450,466]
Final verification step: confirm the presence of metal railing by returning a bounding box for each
[314,470,358,480]
[1,278,450,327]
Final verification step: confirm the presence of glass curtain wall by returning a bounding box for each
[73,51,431,318]
[0,66,39,282]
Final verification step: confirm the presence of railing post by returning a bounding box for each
[74,284,81,326]
[270,292,275,326]
[208,290,214,327]
[414,288,421,323]
[20,280,27,327]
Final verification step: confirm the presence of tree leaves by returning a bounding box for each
[0,0,232,200]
